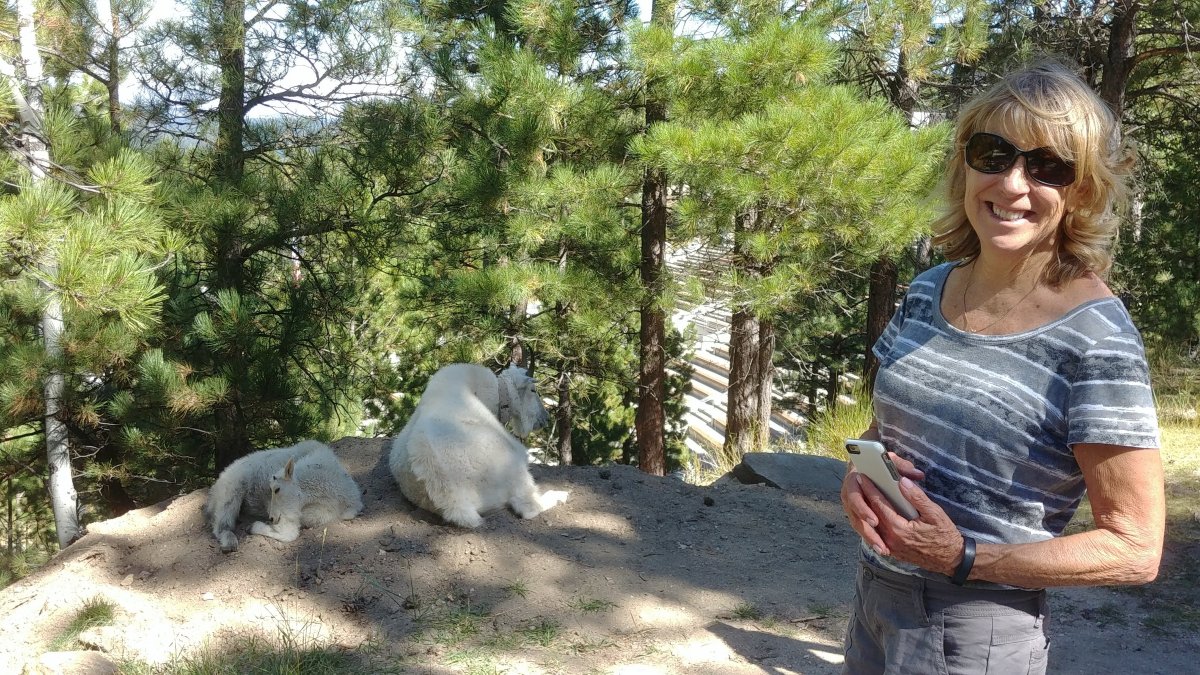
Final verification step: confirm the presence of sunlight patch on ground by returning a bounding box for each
[670,634,738,664]
[573,510,638,538]
[811,647,846,664]
[625,597,707,628]
[253,598,334,644]
[608,665,668,674]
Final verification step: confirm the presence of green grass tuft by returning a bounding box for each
[503,579,529,599]
[803,383,874,460]
[519,617,561,647]
[731,602,763,621]
[49,596,116,651]
[569,597,616,613]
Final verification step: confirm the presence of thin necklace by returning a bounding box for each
[960,262,1041,334]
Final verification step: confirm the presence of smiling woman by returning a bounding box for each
[839,59,1165,675]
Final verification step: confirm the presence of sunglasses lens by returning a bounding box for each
[1025,148,1076,187]
[965,133,1017,173]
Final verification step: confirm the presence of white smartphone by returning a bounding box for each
[845,439,919,520]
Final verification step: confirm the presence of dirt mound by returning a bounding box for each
[0,437,1195,674]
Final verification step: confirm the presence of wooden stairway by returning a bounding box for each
[666,240,808,466]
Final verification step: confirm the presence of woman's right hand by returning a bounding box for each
[841,452,924,557]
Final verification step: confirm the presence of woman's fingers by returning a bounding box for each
[845,474,890,555]
[888,452,926,480]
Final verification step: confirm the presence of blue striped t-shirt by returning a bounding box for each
[865,262,1160,588]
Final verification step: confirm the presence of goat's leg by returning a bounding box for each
[249,519,300,542]
[509,472,568,519]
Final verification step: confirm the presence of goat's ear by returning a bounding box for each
[505,364,532,389]
[283,457,295,481]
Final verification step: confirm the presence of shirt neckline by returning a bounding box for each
[930,262,1119,343]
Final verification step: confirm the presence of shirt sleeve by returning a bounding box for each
[1067,331,1161,449]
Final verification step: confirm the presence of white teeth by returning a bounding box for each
[991,204,1026,221]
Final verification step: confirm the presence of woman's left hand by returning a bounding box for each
[858,475,965,577]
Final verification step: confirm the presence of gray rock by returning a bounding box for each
[727,452,847,499]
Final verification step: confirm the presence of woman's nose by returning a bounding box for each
[1001,156,1032,192]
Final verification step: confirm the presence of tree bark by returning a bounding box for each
[635,0,676,477]
[216,0,246,183]
[556,368,573,466]
[864,255,897,390]
[724,305,759,461]
[724,210,763,461]
[754,316,775,450]
[864,46,918,391]
[1099,0,1139,121]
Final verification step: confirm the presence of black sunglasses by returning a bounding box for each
[963,132,1076,187]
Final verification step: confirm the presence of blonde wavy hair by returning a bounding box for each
[931,59,1137,286]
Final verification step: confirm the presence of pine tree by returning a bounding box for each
[134,0,410,472]
[633,8,948,461]
[38,0,155,133]
[835,0,986,390]
[1,1,169,545]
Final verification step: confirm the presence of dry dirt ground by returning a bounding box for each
[1,436,1197,674]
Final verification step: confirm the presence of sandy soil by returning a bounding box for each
[0,436,1196,674]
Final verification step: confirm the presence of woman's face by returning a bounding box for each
[963,127,1072,262]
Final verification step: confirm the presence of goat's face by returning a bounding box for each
[266,458,301,525]
[499,365,550,438]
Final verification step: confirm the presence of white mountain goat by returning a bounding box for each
[389,363,568,528]
[251,445,364,544]
[204,440,362,552]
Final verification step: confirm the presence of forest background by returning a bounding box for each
[0,0,1197,577]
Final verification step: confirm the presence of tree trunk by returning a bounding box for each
[724,305,759,461]
[7,479,13,554]
[724,211,761,461]
[887,50,919,122]
[96,0,122,132]
[94,440,136,517]
[18,0,82,549]
[864,255,897,390]
[827,367,840,408]
[1099,1,1139,121]
[216,0,246,183]
[214,403,250,473]
[556,368,573,466]
[209,0,252,472]
[754,317,775,450]
[634,0,676,477]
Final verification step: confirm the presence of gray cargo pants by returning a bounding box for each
[842,561,1049,675]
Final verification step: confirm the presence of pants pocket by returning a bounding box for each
[942,611,1047,675]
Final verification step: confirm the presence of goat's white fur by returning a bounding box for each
[389,363,567,528]
[204,440,362,552]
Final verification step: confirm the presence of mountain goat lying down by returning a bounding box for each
[390,363,568,528]
[204,440,363,552]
